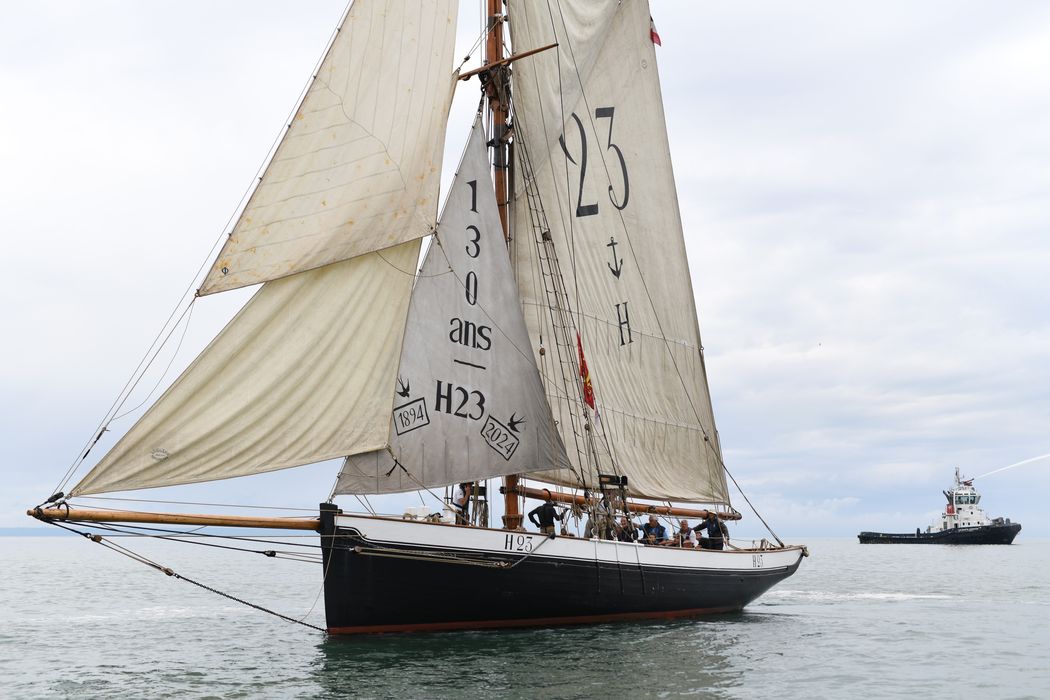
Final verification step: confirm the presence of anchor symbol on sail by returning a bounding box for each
[606,237,623,278]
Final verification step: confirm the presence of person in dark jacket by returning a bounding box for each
[528,488,563,535]
[615,516,639,542]
[694,512,729,550]
[641,515,667,544]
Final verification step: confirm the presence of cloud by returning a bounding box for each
[2,1,1048,540]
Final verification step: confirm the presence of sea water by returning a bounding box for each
[1,535,1048,698]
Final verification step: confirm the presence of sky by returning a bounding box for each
[2,1,1048,540]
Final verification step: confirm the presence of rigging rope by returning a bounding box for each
[515,136,596,488]
[35,517,327,633]
[52,297,197,498]
[352,529,555,570]
[112,300,196,422]
[330,447,450,511]
[64,519,323,562]
[169,571,326,633]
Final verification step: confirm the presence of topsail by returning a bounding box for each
[199,0,460,295]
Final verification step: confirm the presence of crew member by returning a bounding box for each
[694,512,728,550]
[615,516,639,542]
[642,515,667,544]
[528,488,563,535]
[584,495,614,539]
[663,519,697,547]
[451,482,472,525]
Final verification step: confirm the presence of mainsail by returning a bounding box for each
[334,121,568,495]
[199,0,459,295]
[507,0,730,503]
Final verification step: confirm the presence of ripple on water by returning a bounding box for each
[2,536,1049,698]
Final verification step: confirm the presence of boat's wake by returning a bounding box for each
[761,590,953,603]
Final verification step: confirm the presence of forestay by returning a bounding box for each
[199,0,459,295]
[334,121,568,495]
[71,241,420,496]
[507,0,730,503]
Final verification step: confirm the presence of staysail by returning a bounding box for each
[199,0,459,295]
[334,121,568,495]
[507,0,730,504]
[71,241,420,496]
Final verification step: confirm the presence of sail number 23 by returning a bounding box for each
[559,106,630,217]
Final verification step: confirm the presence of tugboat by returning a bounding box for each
[859,468,1021,544]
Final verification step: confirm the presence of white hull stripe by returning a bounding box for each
[334,514,803,573]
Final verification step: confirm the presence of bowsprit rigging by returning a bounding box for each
[31,508,328,632]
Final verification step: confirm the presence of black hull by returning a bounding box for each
[858,522,1021,545]
[319,512,802,634]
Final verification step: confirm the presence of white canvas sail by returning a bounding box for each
[334,121,568,495]
[71,241,420,496]
[507,0,730,504]
[199,0,459,295]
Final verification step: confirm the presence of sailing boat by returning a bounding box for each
[29,0,807,634]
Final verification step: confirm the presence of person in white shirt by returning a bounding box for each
[451,482,472,525]
[662,519,697,548]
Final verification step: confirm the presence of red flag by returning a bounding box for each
[649,16,662,46]
[576,332,596,409]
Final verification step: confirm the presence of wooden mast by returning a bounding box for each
[485,0,523,531]
[486,0,509,234]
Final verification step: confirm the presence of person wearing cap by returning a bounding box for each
[694,512,728,550]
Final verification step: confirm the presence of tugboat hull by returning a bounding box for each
[320,510,806,634]
[858,522,1021,545]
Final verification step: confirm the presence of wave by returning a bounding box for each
[762,589,954,603]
